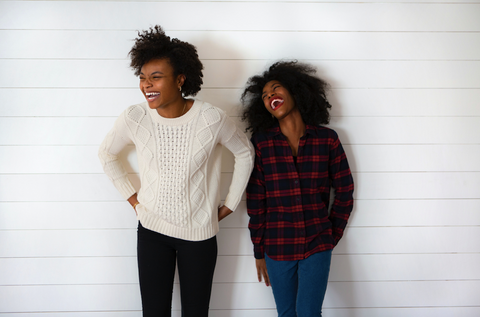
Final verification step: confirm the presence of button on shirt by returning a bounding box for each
[247,124,354,261]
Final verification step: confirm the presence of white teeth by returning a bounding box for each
[270,98,283,109]
[146,92,159,97]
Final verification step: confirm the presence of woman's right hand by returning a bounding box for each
[256,258,270,286]
[127,193,139,215]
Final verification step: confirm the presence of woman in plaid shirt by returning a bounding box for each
[241,61,354,317]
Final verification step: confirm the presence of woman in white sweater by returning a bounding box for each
[98,25,254,317]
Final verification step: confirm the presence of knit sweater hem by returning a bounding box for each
[138,208,219,241]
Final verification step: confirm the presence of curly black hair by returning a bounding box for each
[129,25,203,97]
[241,61,332,134]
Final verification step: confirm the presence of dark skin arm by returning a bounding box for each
[218,205,233,221]
[256,258,270,286]
[127,193,139,214]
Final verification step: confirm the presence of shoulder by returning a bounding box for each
[123,101,149,123]
[250,131,271,149]
[192,100,234,139]
[308,125,339,140]
[197,100,228,123]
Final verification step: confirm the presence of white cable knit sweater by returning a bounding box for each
[99,100,254,241]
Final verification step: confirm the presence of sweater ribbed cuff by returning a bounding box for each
[117,181,137,200]
[223,194,241,213]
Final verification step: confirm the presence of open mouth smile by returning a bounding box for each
[145,92,160,101]
[270,98,284,111]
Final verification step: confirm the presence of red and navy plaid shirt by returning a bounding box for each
[247,124,354,261]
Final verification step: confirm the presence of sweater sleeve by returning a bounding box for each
[217,115,255,212]
[328,131,354,245]
[98,111,137,200]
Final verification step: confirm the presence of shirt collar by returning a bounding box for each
[266,123,316,138]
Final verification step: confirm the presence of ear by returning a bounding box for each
[177,74,186,90]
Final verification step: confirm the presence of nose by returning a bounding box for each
[142,77,152,88]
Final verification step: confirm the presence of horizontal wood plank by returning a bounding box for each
[1,172,478,202]
[2,144,479,174]
[0,227,479,258]
[2,30,480,60]
[1,253,479,285]
[1,199,479,230]
[1,281,479,312]
[2,88,480,117]
[2,117,480,145]
[2,60,480,89]
[2,307,480,317]
[1,2,478,31]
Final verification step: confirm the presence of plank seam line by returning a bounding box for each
[2,279,480,288]
[1,28,480,33]
[2,87,480,90]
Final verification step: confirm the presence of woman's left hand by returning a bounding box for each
[218,205,233,221]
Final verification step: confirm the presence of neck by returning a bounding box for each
[278,108,305,139]
[278,109,305,156]
[156,97,187,118]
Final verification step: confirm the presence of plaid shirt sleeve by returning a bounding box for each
[328,132,355,244]
[246,137,267,259]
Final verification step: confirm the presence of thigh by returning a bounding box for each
[137,222,177,317]
[265,254,299,317]
[297,249,333,317]
[176,235,218,317]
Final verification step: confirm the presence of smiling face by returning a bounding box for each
[139,58,185,111]
[262,80,296,120]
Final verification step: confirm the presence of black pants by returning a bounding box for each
[137,222,218,317]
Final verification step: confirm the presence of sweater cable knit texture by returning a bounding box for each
[99,100,254,241]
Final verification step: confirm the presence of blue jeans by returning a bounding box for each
[265,249,332,317]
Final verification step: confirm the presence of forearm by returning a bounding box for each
[247,202,266,259]
[328,133,354,243]
[329,180,354,243]
[218,205,233,221]
[222,128,255,210]
[98,125,136,200]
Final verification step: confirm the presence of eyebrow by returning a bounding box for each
[262,82,279,95]
[140,71,164,76]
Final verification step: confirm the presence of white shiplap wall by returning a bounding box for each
[1,1,480,316]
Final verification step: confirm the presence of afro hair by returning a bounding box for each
[129,25,203,97]
[241,61,332,134]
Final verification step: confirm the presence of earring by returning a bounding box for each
[179,86,182,92]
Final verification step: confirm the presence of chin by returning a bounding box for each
[147,102,159,109]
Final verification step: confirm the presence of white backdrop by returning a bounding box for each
[1,1,480,316]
